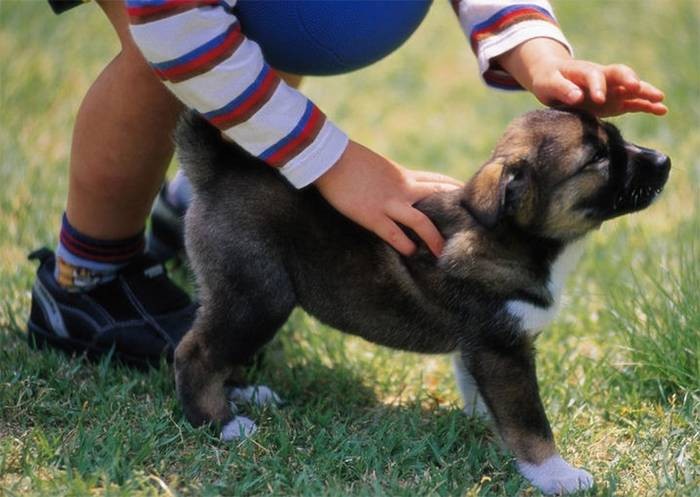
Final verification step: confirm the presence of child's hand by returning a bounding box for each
[314,141,462,257]
[496,38,667,117]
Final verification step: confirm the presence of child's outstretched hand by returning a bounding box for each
[496,38,667,117]
[315,141,462,257]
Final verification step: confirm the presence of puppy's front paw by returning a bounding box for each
[229,385,282,407]
[518,454,593,495]
[220,415,257,441]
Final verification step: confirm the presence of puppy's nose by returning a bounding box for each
[626,143,671,173]
[642,149,671,176]
[651,152,671,173]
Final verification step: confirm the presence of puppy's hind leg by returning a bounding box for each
[174,268,295,440]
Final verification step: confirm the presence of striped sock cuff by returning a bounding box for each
[57,213,145,270]
[55,214,145,290]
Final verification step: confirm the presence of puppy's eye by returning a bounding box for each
[580,150,608,173]
[590,150,608,163]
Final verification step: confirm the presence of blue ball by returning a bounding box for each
[234,1,432,76]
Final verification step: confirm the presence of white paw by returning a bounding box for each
[228,385,282,407]
[518,454,594,495]
[220,415,257,441]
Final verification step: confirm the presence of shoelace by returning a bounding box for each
[118,272,177,350]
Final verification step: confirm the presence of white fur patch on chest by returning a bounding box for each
[506,240,585,335]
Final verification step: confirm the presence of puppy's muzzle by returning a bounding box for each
[626,143,671,182]
[615,143,671,213]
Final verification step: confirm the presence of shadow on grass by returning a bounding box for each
[1,319,521,496]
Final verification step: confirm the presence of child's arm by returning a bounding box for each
[494,38,667,117]
[454,0,666,116]
[127,0,459,257]
[127,0,346,189]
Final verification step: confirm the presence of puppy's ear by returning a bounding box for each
[462,159,506,228]
[503,160,536,226]
[462,159,534,228]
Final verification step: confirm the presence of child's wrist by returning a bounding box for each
[494,38,571,91]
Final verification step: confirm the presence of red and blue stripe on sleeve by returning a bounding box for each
[150,22,245,82]
[127,0,220,25]
[469,4,559,54]
[126,0,349,187]
[202,64,281,129]
[259,101,326,168]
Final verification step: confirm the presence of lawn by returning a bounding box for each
[1,1,698,496]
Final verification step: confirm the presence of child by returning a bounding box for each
[29,0,666,366]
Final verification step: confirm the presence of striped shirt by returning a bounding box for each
[127,0,571,188]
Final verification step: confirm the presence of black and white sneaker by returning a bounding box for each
[147,184,186,262]
[27,248,197,368]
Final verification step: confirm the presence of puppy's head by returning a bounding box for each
[462,109,671,241]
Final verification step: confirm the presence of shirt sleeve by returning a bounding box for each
[126,0,349,188]
[452,0,573,90]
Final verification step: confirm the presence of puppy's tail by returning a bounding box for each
[174,110,253,192]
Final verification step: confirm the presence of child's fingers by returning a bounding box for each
[408,179,462,202]
[636,80,665,102]
[410,171,463,188]
[611,80,664,102]
[621,98,668,116]
[562,63,607,104]
[602,64,640,92]
[373,215,417,256]
[385,203,444,256]
[534,71,583,105]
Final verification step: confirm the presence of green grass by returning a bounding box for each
[609,219,700,398]
[1,1,699,496]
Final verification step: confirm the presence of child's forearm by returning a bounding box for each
[126,0,348,189]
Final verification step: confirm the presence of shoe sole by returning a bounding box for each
[27,321,168,369]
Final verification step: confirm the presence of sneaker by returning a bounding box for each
[27,247,197,368]
[147,184,186,262]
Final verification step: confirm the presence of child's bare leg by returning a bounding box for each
[27,0,195,366]
[66,0,182,240]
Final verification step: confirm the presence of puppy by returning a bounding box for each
[174,109,670,495]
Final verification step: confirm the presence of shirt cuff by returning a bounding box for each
[279,120,349,188]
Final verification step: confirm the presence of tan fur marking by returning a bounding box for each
[502,427,558,464]
[186,369,231,422]
[463,160,504,226]
[441,231,549,300]
[175,330,237,425]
